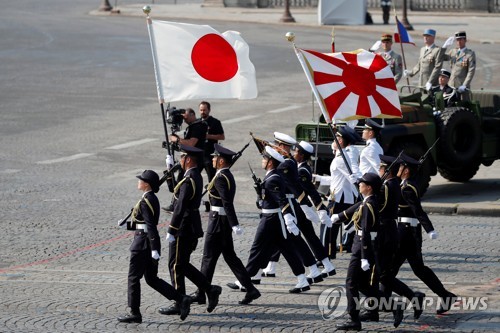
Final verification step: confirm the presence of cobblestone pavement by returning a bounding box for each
[0,203,498,332]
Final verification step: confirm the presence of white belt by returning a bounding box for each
[211,206,226,215]
[398,217,419,227]
[136,224,148,232]
[285,194,295,198]
[262,208,280,214]
[356,230,378,240]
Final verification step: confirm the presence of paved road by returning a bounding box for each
[0,1,499,332]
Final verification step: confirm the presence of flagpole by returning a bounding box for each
[287,32,353,175]
[395,14,411,92]
[144,5,173,157]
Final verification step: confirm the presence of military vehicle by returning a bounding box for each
[295,88,500,195]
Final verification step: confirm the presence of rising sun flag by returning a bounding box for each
[294,48,402,122]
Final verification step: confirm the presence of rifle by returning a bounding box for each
[419,138,440,167]
[248,163,263,209]
[381,150,405,181]
[200,140,251,211]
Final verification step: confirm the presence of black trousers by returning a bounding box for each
[391,223,449,298]
[345,238,379,322]
[246,213,305,277]
[200,214,255,291]
[320,200,352,258]
[128,249,180,313]
[267,202,328,266]
[168,234,211,296]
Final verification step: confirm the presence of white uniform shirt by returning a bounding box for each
[359,138,383,175]
[316,148,359,204]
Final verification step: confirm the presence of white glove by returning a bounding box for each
[442,36,455,48]
[370,40,382,52]
[151,250,160,260]
[330,213,340,224]
[300,205,321,224]
[348,174,358,184]
[361,259,370,271]
[166,232,175,243]
[425,82,432,91]
[403,69,410,78]
[232,225,243,235]
[428,230,438,240]
[284,213,300,236]
[458,85,467,93]
[165,154,174,169]
[318,210,332,228]
[344,222,355,234]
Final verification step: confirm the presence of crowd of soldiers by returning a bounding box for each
[114,25,474,330]
[372,28,476,104]
[116,97,459,330]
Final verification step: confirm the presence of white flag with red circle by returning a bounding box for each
[295,48,402,122]
[148,20,258,102]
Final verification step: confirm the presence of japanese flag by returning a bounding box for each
[148,20,258,102]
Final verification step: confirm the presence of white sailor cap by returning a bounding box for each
[263,146,285,163]
[297,141,314,154]
[274,132,297,146]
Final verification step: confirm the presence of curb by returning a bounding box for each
[424,203,500,217]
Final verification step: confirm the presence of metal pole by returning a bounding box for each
[280,0,296,23]
[401,0,413,30]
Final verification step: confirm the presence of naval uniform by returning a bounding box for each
[391,178,452,299]
[408,44,444,86]
[127,191,181,313]
[245,168,305,277]
[359,138,383,175]
[429,84,460,108]
[344,195,380,323]
[168,167,211,295]
[199,167,256,291]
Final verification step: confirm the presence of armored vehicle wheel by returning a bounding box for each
[436,107,481,166]
[438,162,480,182]
[389,141,433,197]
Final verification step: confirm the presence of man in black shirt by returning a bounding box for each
[170,108,207,170]
[199,101,225,182]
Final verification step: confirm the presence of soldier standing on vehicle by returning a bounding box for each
[404,29,444,91]
[359,119,384,175]
[442,31,476,100]
[117,170,192,323]
[429,69,460,108]
[392,153,458,315]
[199,101,225,182]
[194,144,261,306]
[159,145,222,316]
[377,34,403,84]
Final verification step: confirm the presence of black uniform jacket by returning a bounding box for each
[379,177,400,221]
[260,169,293,215]
[277,157,313,206]
[130,191,161,255]
[398,179,435,233]
[208,168,239,231]
[297,161,326,210]
[168,167,204,238]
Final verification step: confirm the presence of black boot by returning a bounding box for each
[393,302,404,328]
[190,289,206,305]
[413,292,426,319]
[117,311,142,323]
[239,288,261,305]
[335,319,361,331]
[206,285,222,313]
[179,295,192,321]
[158,303,180,315]
[437,292,457,315]
[359,310,379,322]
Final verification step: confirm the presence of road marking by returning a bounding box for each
[267,105,302,114]
[105,138,157,150]
[222,115,259,124]
[0,169,21,174]
[36,153,94,165]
